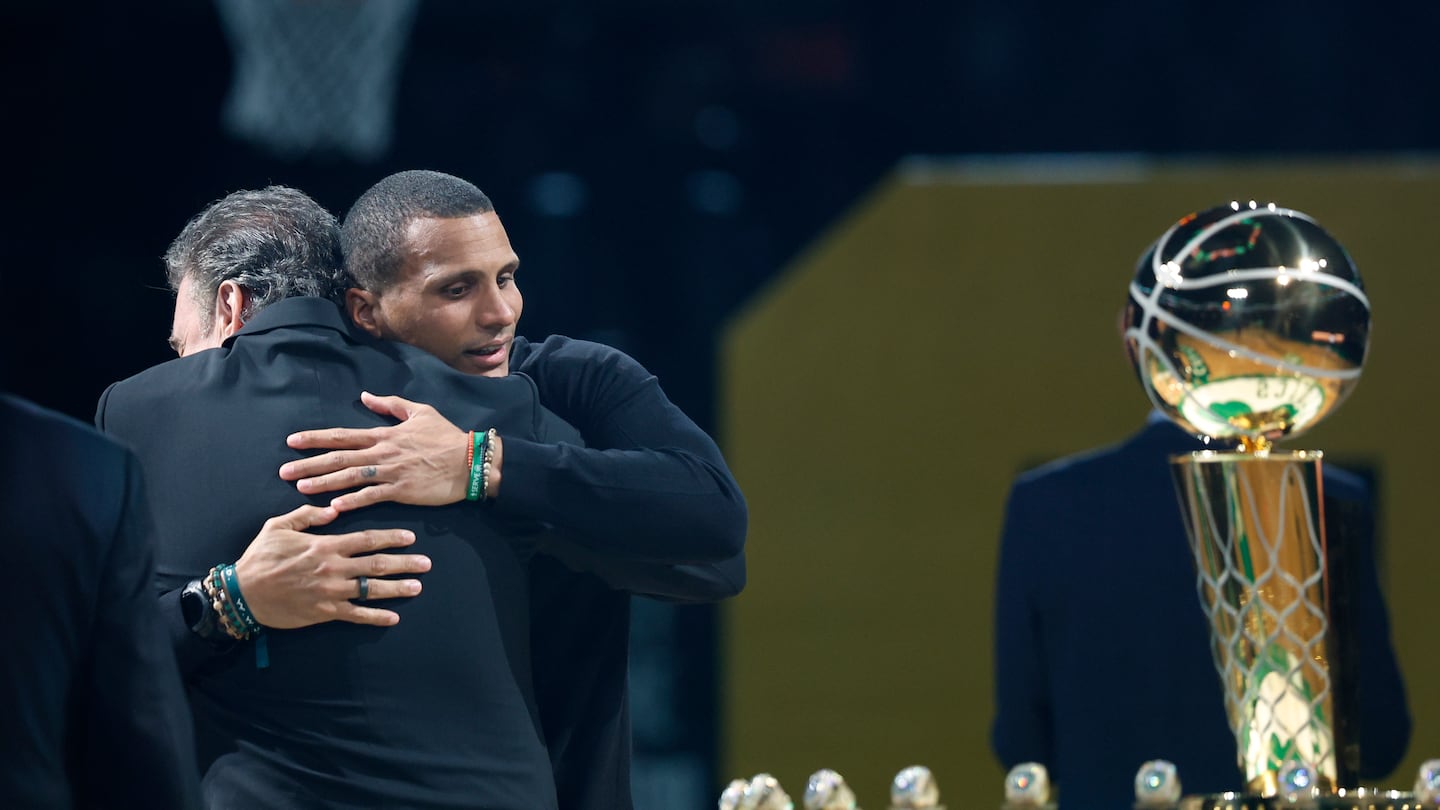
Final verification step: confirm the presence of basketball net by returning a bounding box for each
[1175,452,1339,796]
[214,0,420,162]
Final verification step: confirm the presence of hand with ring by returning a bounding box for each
[232,504,430,629]
[280,392,502,511]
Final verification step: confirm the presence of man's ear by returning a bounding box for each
[346,288,384,337]
[214,280,251,339]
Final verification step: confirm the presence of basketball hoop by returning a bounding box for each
[215,0,420,162]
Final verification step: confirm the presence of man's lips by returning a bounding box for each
[463,339,510,368]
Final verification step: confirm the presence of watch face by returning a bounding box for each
[181,581,206,628]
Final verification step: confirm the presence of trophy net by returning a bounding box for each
[1172,452,1338,796]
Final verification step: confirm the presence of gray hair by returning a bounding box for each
[165,185,347,333]
[340,169,494,293]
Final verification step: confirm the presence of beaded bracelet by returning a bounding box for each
[479,428,497,501]
[208,566,248,640]
[207,563,261,641]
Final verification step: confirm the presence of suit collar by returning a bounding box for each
[223,297,368,348]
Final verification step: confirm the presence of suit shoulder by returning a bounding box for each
[3,394,130,463]
[3,395,134,526]
[102,354,212,402]
[1011,439,1129,491]
[1320,461,1369,500]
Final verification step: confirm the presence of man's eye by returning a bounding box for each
[497,274,515,288]
[443,285,468,298]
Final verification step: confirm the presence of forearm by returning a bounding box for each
[496,437,746,563]
[538,536,746,602]
[623,554,747,603]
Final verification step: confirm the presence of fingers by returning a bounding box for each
[264,503,340,532]
[346,577,423,601]
[334,603,403,627]
[334,527,418,555]
[290,462,392,493]
[361,391,424,421]
[342,551,431,579]
[329,483,401,513]
[286,427,381,453]
[281,449,382,483]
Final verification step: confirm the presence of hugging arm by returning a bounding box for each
[283,336,748,574]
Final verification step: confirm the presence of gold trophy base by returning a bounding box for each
[1178,788,1436,810]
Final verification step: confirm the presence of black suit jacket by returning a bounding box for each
[511,336,748,810]
[991,417,1410,809]
[96,297,582,810]
[1,393,200,809]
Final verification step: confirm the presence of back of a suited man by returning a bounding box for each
[991,415,1411,809]
[94,187,581,809]
[0,392,201,809]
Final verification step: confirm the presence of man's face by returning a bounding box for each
[169,275,222,357]
[352,212,523,377]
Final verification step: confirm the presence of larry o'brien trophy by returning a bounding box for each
[1124,202,1424,809]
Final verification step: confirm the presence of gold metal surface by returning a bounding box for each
[1172,450,1338,795]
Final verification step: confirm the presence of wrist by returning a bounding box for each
[486,432,503,499]
[207,563,262,641]
[181,578,228,645]
[465,429,500,502]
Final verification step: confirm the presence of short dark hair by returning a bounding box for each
[165,186,346,333]
[341,170,495,293]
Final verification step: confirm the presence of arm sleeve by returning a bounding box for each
[97,380,237,673]
[498,336,748,573]
[990,478,1054,770]
[536,537,746,602]
[75,451,202,809]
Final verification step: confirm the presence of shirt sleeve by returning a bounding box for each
[97,379,239,674]
[500,335,748,579]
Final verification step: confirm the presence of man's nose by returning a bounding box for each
[474,288,516,327]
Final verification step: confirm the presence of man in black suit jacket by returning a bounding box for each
[280,169,748,810]
[288,170,751,809]
[990,414,1411,810]
[97,186,742,808]
[1,392,201,809]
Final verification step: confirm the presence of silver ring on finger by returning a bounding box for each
[356,575,369,601]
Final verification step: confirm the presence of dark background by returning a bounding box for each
[3,2,1437,806]
[6,1,1438,428]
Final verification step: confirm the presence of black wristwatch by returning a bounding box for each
[181,578,225,642]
